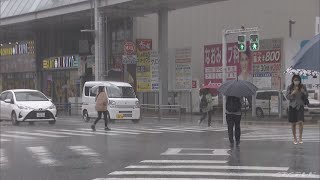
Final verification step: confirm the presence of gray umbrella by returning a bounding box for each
[289,34,320,73]
[218,80,258,97]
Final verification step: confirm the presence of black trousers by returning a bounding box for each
[93,111,109,127]
[226,114,241,143]
[200,110,213,127]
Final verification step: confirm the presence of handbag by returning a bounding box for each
[302,93,309,106]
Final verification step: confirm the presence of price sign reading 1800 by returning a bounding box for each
[252,50,281,64]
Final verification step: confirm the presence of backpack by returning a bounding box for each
[226,96,242,112]
[200,95,208,109]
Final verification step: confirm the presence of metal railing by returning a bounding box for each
[55,103,82,116]
[140,104,182,121]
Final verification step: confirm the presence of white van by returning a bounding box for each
[81,81,140,123]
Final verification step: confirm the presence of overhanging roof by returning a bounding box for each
[0,0,227,26]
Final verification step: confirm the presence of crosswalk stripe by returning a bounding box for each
[95,178,243,180]
[56,129,119,136]
[77,128,123,135]
[159,128,205,132]
[0,149,8,168]
[243,133,320,138]
[68,146,103,164]
[125,165,289,171]
[239,138,320,142]
[109,128,163,134]
[108,171,320,178]
[35,130,93,136]
[140,160,227,164]
[94,129,140,135]
[6,131,68,138]
[134,128,186,133]
[78,128,138,135]
[1,134,38,140]
[0,138,10,142]
[27,146,61,166]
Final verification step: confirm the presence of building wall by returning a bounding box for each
[135,0,319,112]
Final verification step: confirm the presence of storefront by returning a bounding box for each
[0,40,36,92]
[41,55,81,104]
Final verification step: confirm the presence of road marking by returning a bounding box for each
[78,128,138,135]
[56,129,119,136]
[35,130,93,136]
[108,171,320,178]
[6,131,68,138]
[95,178,243,180]
[27,146,61,166]
[1,134,38,140]
[126,165,289,171]
[0,149,8,168]
[68,146,103,164]
[77,128,122,135]
[161,148,230,156]
[159,128,205,132]
[134,128,186,133]
[0,138,10,142]
[242,133,320,138]
[108,128,163,134]
[140,160,228,164]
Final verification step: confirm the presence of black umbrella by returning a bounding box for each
[218,80,258,97]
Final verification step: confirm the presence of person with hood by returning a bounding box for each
[91,86,111,131]
[198,88,214,127]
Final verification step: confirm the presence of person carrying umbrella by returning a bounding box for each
[91,86,111,131]
[218,79,258,147]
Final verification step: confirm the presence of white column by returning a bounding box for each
[94,0,101,81]
[222,30,227,125]
[158,9,169,106]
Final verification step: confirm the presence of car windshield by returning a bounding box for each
[106,85,136,98]
[15,91,49,101]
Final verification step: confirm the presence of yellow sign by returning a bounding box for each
[136,50,151,92]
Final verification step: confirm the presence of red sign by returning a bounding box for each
[192,80,197,88]
[136,39,152,51]
[204,42,253,86]
[124,42,136,55]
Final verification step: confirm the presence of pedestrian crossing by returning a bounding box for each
[94,147,320,179]
[0,125,232,142]
[0,145,104,169]
[239,128,320,143]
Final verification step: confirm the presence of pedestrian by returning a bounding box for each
[286,75,308,145]
[198,88,214,127]
[91,86,111,131]
[226,96,242,147]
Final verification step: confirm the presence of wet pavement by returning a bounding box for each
[0,117,319,180]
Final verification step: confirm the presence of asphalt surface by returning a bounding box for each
[0,117,319,180]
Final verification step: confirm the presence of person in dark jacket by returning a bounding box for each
[286,75,308,145]
[226,96,242,147]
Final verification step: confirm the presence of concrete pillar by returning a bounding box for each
[94,0,101,81]
[158,9,169,106]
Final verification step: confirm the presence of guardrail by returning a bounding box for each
[140,104,182,121]
[55,103,82,116]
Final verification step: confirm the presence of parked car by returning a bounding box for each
[81,81,141,123]
[0,89,57,125]
[305,90,320,115]
[255,90,289,118]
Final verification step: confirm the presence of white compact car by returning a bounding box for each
[82,81,141,123]
[0,89,57,125]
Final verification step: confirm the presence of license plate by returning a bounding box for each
[116,114,124,119]
[37,112,45,118]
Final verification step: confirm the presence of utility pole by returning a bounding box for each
[222,27,260,125]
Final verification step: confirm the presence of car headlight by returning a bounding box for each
[48,104,56,110]
[135,101,140,108]
[18,105,30,110]
[109,100,116,108]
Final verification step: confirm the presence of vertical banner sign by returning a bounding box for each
[150,50,159,90]
[175,48,192,90]
[252,38,282,89]
[136,39,153,92]
[204,43,242,86]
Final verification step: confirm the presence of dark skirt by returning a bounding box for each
[288,106,304,123]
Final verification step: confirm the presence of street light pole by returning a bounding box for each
[94,0,100,81]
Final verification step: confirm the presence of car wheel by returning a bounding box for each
[83,110,90,122]
[11,112,19,126]
[29,121,35,125]
[48,120,56,125]
[256,108,264,118]
[132,119,140,124]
